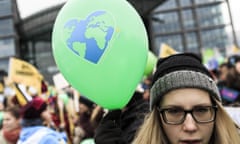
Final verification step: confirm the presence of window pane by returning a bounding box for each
[201,27,230,48]
[0,58,9,73]
[196,4,228,27]
[180,0,192,7]
[152,12,180,34]
[0,38,15,58]
[154,0,177,11]
[186,32,198,52]
[0,19,14,36]
[181,9,195,29]
[0,0,11,17]
[35,41,58,83]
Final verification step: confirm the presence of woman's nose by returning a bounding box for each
[182,113,198,132]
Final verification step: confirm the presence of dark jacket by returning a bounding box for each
[94,92,149,144]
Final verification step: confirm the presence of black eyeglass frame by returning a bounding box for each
[157,105,218,125]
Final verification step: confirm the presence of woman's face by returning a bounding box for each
[235,61,240,74]
[2,112,20,131]
[160,88,214,144]
[41,108,52,124]
[219,65,228,81]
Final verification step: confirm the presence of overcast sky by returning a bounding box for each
[16,0,239,30]
[16,0,67,18]
[229,0,240,30]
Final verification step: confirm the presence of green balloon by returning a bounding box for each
[144,51,157,76]
[52,0,148,109]
[80,138,95,144]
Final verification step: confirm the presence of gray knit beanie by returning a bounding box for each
[150,53,221,110]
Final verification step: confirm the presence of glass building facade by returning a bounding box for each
[0,0,19,72]
[18,5,61,84]
[151,0,235,56]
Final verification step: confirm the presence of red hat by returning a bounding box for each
[21,97,47,119]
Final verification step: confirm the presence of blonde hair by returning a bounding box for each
[132,108,168,144]
[213,100,240,143]
[132,98,240,144]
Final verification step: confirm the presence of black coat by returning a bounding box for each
[94,92,149,144]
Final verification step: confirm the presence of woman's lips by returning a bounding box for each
[179,139,201,144]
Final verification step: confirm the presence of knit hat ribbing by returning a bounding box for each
[150,53,221,110]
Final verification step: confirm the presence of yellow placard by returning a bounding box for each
[0,82,3,93]
[8,57,43,94]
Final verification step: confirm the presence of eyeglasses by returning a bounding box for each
[157,105,218,125]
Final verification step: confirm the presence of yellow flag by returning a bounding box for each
[159,43,177,58]
[8,57,43,93]
[0,82,3,93]
[232,45,240,54]
[11,83,33,106]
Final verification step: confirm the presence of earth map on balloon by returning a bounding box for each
[64,10,115,64]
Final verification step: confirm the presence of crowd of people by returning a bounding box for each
[95,53,240,144]
[0,53,240,143]
[0,76,106,144]
[210,54,240,106]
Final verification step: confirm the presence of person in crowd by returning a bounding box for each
[225,55,240,86]
[73,96,104,144]
[205,58,219,81]
[142,75,153,101]
[94,90,149,144]
[47,94,71,140]
[217,55,240,106]
[0,106,21,144]
[0,90,5,128]
[132,53,240,144]
[217,62,229,82]
[17,97,67,144]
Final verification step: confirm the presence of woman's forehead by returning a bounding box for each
[160,88,211,106]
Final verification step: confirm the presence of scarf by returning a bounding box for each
[3,127,21,144]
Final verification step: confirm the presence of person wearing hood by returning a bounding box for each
[17,97,67,144]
